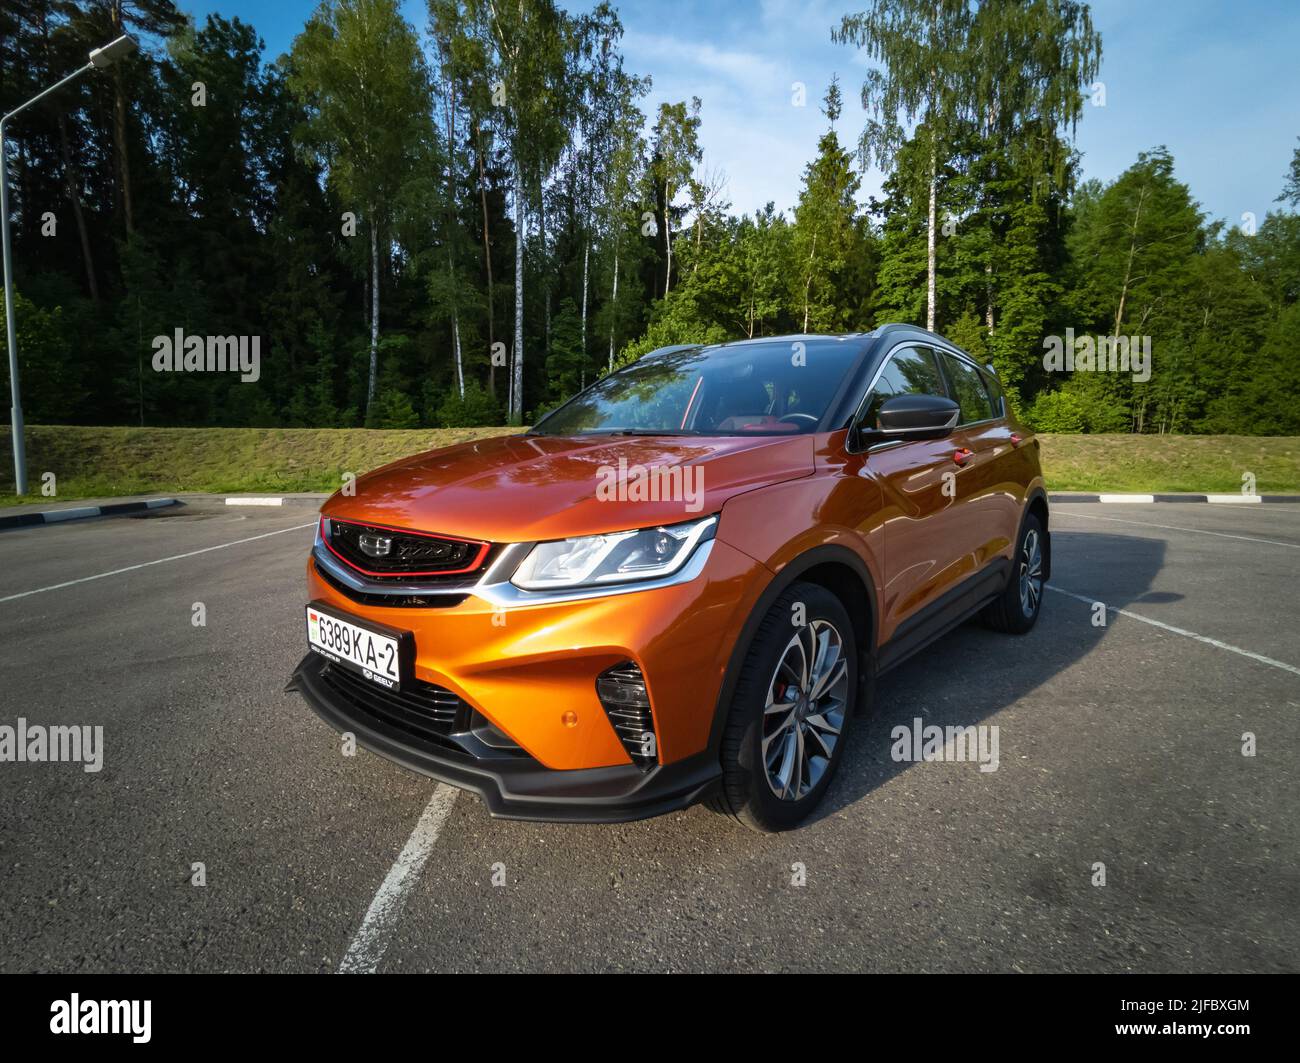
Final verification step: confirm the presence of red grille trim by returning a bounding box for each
[321,517,491,578]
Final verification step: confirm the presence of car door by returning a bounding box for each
[934,349,1022,575]
[853,343,973,644]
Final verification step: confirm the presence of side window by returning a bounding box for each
[860,345,946,429]
[938,351,996,424]
[981,368,1006,418]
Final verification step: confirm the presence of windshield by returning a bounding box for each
[531,338,863,437]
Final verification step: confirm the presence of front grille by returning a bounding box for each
[318,660,470,749]
[325,518,489,577]
[313,558,468,608]
[596,662,657,770]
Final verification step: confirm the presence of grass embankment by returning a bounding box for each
[0,425,523,505]
[0,426,1297,505]
[1037,434,1300,493]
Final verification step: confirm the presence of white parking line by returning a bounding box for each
[0,522,317,603]
[1047,586,1300,677]
[1056,510,1300,549]
[338,784,459,974]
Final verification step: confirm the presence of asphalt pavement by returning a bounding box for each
[0,499,1296,972]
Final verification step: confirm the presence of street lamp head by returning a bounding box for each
[89,35,137,69]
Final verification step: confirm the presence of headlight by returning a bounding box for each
[510,515,717,591]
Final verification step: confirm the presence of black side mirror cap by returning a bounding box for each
[858,394,960,444]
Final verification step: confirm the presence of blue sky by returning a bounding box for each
[181,0,1300,228]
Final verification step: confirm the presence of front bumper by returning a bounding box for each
[299,532,769,770]
[287,652,721,823]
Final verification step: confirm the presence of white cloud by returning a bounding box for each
[622,30,790,103]
[620,25,885,218]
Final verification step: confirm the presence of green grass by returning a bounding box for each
[0,425,523,505]
[0,426,1296,505]
[1038,433,1300,493]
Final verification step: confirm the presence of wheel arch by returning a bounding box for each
[707,545,878,755]
[1024,487,1051,582]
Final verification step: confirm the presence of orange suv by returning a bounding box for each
[288,326,1049,831]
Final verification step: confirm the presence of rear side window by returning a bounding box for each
[938,351,997,424]
[981,368,1006,418]
[860,345,946,428]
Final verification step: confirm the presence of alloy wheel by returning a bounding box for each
[761,619,849,802]
[1019,528,1043,618]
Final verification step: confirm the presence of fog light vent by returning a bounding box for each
[596,662,657,770]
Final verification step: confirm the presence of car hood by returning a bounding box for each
[322,432,815,543]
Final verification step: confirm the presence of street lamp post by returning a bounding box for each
[2,33,136,496]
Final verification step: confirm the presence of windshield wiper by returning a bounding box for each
[529,428,695,438]
[602,428,693,436]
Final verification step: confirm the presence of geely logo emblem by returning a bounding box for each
[358,533,393,558]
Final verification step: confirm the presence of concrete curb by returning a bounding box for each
[0,497,180,530]
[224,491,1300,507]
[222,495,326,507]
[2,491,1294,530]
[1049,493,1299,504]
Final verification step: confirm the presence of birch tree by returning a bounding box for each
[650,97,702,298]
[835,0,971,331]
[467,0,571,422]
[290,0,432,415]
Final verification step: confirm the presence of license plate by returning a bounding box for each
[306,604,405,690]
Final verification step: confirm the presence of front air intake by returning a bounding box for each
[596,662,657,770]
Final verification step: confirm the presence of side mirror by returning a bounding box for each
[860,394,960,444]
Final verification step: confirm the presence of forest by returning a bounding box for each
[1,0,1298,436]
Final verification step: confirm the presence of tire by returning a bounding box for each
[708,581,858,833]
[980,511,1045,634]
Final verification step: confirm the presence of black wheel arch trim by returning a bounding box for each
[1023,487,1051,582]
[706,543,879,756]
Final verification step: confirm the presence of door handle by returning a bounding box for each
[952,448,974,467]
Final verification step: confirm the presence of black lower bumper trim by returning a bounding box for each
[286,653,721,823]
